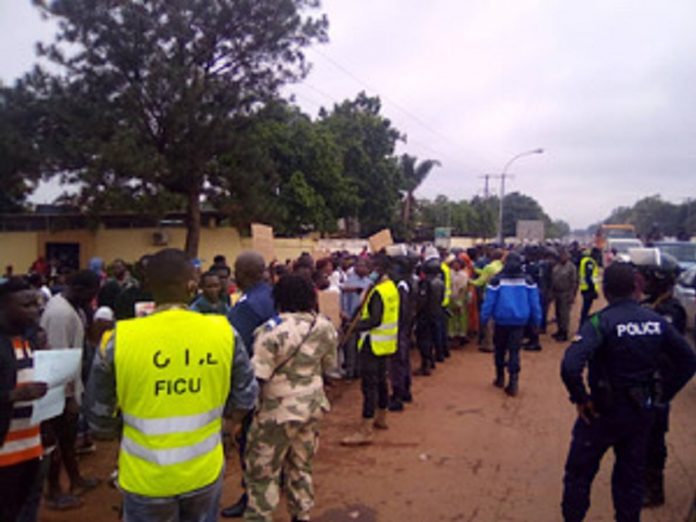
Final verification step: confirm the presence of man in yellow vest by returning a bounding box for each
[578,247,601,328]
[86,248,257,521]
[341,254,400,447]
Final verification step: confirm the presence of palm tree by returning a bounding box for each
[400,154,441,232]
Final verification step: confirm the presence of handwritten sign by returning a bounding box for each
[368,229,393,253]
[251,223,275,264]
[318,290,341,328]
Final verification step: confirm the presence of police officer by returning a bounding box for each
[86,248,258,521]
[578,248,601,328]
[414,257,446,375]
[341,254,400,446]
[560,262,696,522]
[631,249,686,508]
[387,254,414,411]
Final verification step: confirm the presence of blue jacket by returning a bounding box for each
[480,271,542,327]
[228,282,276,355]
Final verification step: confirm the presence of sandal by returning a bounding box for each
[71,476,101,496]
[44,494,83,511]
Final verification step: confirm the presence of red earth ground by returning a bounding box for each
[40,302,696,522]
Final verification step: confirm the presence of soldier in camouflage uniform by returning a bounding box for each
[244,274,338,522]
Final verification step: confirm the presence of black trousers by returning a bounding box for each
[579,291,596,329]
[493,325,524,374]
[0,458,41,522]
[562,403,654,522]
[360,347,389,419]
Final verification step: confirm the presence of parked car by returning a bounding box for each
[653,241,696,271]
[604,238,644,265]
[675,266,696,332]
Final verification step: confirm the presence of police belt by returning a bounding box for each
[593,380,660,412]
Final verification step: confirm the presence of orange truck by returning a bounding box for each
[595,224,637,250]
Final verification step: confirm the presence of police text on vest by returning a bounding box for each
[616,321,661,338]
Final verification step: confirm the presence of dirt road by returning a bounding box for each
[41,323,696,521]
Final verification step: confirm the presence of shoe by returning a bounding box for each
[221,493,248,518]
[70,477,100,496]
[414,366,431,376]
[505,374,519,397]
[374,409,389,429]
[341,419,374,446]
[478,345,494,353]
[403,391,413,403]
[388,397,404,412]
[523,343,542,352]
[493,368,505,388]
[44,493,83,511]
[435,355,445,362]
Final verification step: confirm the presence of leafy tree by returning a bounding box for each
[28,0,328,255]
[0,85,44,212]
[399,154,440,237]
[319,92,404,236]
[211,101,357,235]
[602,195,694,238]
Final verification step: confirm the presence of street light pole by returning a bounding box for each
[496,148,544,244]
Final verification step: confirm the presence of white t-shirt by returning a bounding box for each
[40,294,87,400]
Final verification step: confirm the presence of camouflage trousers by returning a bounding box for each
[243,417,320,522]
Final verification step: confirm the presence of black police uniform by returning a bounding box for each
[641,295,687,506]
[560,299,696,522]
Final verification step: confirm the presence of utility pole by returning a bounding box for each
[478,174,494,199]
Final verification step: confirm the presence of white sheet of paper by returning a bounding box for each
[30,349,82,424]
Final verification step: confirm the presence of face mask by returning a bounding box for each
[368,271,380,282]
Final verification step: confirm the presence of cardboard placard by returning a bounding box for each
[368,229,393,253]
[251,223,275,263]
[318,290,341,329]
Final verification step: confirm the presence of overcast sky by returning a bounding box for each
[2,1,695,229]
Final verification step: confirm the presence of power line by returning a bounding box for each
[308,47,470,155]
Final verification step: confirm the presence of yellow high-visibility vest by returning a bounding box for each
[579,256,600,292]
[115,308,233,497]
[358,279,400,356]
[441,262,452,307]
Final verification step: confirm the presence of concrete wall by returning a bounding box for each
[0,227,320,272]
[0,232,39,272]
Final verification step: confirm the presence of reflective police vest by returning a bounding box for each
[579,256,600,292]
[358,279,400,356]
[115,308,233,497]
[441,262,452,307]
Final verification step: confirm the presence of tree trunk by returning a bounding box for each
[185,188,201,258]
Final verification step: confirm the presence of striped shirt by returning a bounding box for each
[0,338,42,467]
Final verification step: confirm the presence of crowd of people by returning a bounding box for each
[0,240,694,522]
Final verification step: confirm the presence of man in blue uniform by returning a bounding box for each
[631,249,687,509]
[481,252,542,396]
[560,262,696,522]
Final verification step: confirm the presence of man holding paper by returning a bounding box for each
[40,270,101,509]
[0,277,48,521]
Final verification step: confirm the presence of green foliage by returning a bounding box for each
[603,195,696,238]
[319,92,404,235]
[399,154,440,238]
[0,83,47,212]
[417,192,567,240]
[26,0,327,254]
